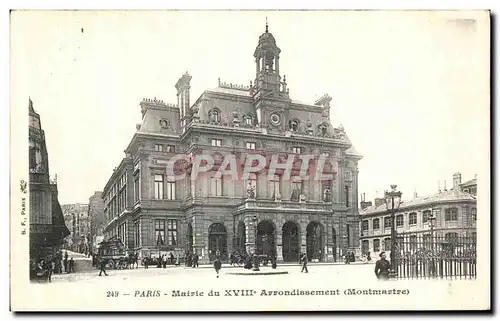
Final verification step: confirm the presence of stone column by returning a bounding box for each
[276,230,283,261]
[245,215,257,254]
[193,214,207,263]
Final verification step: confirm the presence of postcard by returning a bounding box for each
[10,10,490,311]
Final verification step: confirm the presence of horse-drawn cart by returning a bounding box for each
[97,237,138,270]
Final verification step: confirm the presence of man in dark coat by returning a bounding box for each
[300,253,308,273]
[374,252,391,280]
[213,258,222,278]
[63,251,69,273]
[98,257,108,276]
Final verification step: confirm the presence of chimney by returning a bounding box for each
[374,197,385,208]
[175,71,192,123]
[360,201,372,210]
[453,172,462,190]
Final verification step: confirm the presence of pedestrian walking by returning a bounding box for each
[374,252,391,280]
[300,253,308,273]
[69,257,75,273]
[63,256,68,273]
[98,257,108,276]
[213,257,222,278]
[162,255,167,268]
[144,257,149,269]
[193,253,199,268]
[45,259,54,283]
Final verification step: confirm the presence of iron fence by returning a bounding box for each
[394,233,476,279]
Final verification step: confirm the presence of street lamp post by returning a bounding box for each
[252,216,260,271]
[385,184,402,279]
[428,209,437,277]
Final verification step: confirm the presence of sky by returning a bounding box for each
[11,10,490,205]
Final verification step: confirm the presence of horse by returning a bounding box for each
[126,253,139,269]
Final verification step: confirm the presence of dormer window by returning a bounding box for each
[209,109,221,123]
[245,117,253,126]
[159,119,170,129]
[318,123,329,136]
[289,119,300,132]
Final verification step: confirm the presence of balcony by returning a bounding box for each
[138,199,182,210]
[236,199,334,213]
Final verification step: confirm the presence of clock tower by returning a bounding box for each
[251,21,290,131]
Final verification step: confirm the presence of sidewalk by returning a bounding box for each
[189,261,375,269]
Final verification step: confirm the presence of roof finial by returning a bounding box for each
[265,16,268,33]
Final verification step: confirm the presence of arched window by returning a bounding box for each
[244,114,254,126]
[159,119,170,128]
[208,109,221,123]
[289,119,299,132]
[318,122,329,136]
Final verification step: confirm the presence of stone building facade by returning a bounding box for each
[29,99,69,260]
[88,191,106,252]
[359,172,477,258]
[62,203,90,253]
[102,25,362,263]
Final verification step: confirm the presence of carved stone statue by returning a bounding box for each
[290,188,300,202]
[299,193,306,203]
[274,190,282,202]
[246,182,256,199]
[323,185,332,202]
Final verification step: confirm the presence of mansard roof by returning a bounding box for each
[360,188,477,215]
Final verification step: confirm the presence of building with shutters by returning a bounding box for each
[102,24,362,264]
[358,172,477,258]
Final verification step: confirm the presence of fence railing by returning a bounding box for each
[394,233,476,279]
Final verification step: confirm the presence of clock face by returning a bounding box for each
[270,113,281,126]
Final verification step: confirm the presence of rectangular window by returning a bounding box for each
[245,117,252,125]
[472,208,477,221]
[373,218,380,230]
[166,145,175,153]
[246,142,256,150]
[422,210,430,223]
[154,174,164,199]
[154,144,163,152]
[134,172,140,203]
[384,238,391,251]
[362,220,369,231]
[445,208,458,221]
[135,222,140,248]
[211,176,223,196]
[155,219,165,246]
[291,179,303,198]
[409,212,417,225]
[384,217,391,229]
[396,214,404,227]
[167,220,178,246]
[166,179,176,200]
[211,139,222,147]
[373,239,380,252]
[269,175,281,198]
[292,147,302,154]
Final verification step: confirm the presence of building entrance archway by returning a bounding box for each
[257,220,275,257]
[208,223,227,262]
[282,221,300,262]
[306,221,325,261]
